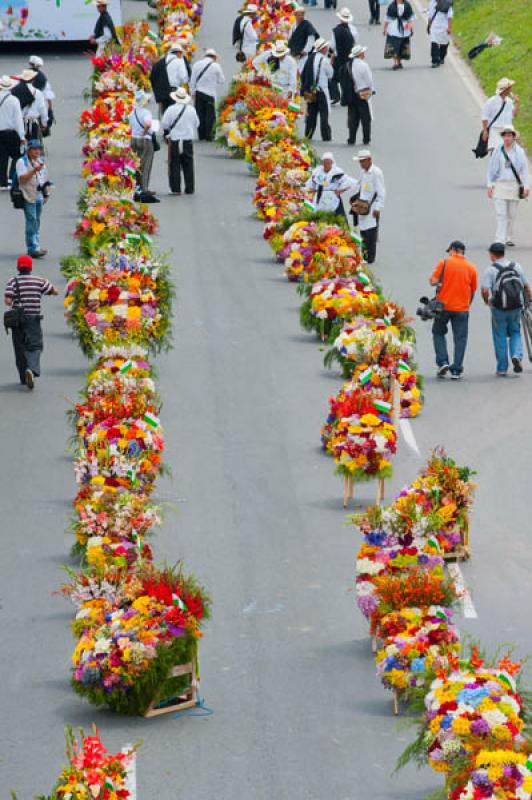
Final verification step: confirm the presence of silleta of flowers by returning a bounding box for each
[215,4,530,799]
[57,0,210,720]
[12,727,137,800]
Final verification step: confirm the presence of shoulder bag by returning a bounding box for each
[472,98,506,159]
[425,259,448,318]
[501,147,526,199]
[4,278,26,333]
[236,18,249,62]
[303,56,323,104]
[350,190,377,216]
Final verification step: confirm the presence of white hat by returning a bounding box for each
[243,3,257,13]
[94,0,108,5]
[496,77,515,94]
[170,42,184,52]
[170,87,191,104]
[205,47,218,57]
[499,123,517,136]
[293,4,305,12]
[321,151,334,161]
[353,149,372,160]
[271,40,290,57]
[350,44,367,58]
[20,69,38,81]
[0,75,15,89]
[336,7,353,22]
[313,37,330,52]
[29,55,44,68]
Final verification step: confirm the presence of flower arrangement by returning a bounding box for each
[11,726,137,800]
[74,199,158,256]
[449,750,532,800]
[65,563,211,715]
[324,316,415,377]
[300,276,381,340]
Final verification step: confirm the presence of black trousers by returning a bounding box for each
[431,42,449,65]
[0,129,21,186]
[12,316,43,382]
[305,90,331,141]
[361,225,378,264]
[195,90,215,141]
[368,0,380,22]
[347,97,371,144]
[168,139,195,194]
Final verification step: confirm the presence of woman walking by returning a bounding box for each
[383,0,414,70]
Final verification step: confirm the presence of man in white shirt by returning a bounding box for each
[129,90,159,202]
[161,88,200,195]
[427,0,452,67]
[330,8,359,104]
[487,124,529,247]
[89,0,119,55]
[190,48,225,141]
[16,139,51,258]
[253,40,298,99]
[305,152,356,216]
[346,45,374,146]
[233,4,259,58]
[301,38,333,142]
[481,77,518,153]
[0,75,25,190]
[12,70,47,141]
[150,43,192,112]
[29,56,55,130]
[350,150,385,263]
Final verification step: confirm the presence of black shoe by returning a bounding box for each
[363,140,371,145]
[331,99,340,106]
[512,357,523,373]
[431,63,440,68]
[375,20,381,24]
[347,139,355,145]
[437,364,449,378]
[25,368,34,390]
[369,17,374,23]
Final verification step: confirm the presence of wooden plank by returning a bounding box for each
[143,660,197,718]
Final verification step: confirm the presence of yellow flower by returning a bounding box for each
[360,413,381,427]
[487,765,504,782]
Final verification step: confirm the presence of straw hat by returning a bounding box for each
[496,77,515,94]
[336,7,353,22]
[353,149,372,161]
[20,69,38,81]
[170,42,184,52]
[350,44,367,58]
[170,87,191,104]
[243,3,258,13]
[499,124,517,137]
[0,75,15,90]
[271,40,290,58]
[205,47,218,57]
[313,37,330,52]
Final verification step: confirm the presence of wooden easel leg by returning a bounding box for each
[371,635,377,654]
[343,476,349,508]
[393,690,399,716]
[376,477,385,506]
[349,476,354,500]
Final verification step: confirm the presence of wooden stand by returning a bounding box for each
[442,522,471,562]
[392,689,400,716]
[143,661,197,718]
[371,634,378,654]
[343,474,354,508]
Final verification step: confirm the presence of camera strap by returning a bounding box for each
[435,259,447,297]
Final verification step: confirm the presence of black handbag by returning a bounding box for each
[501,147,526,199]
[4,278,26,333]
[151,132,160,152]
[472,98,506,159]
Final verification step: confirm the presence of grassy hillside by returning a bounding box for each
[453,0,532,152]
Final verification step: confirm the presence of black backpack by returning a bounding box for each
[436,0,452,11]
[492,262,524,310]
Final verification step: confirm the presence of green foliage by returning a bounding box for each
[453,0,532,151]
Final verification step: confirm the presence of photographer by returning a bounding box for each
[16,140,51,258]
[428,241,477,380]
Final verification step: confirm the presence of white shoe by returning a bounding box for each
[0,185,9,191]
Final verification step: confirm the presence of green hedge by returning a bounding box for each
[453,0,532,152]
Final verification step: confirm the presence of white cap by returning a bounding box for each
[350,44,367,58]
[353,149,372,160]
[29,55,44,68]
[321,151,334,161]
[336,7,353,22]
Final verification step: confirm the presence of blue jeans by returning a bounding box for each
[432,310,469,375]
[491,307,523,372]
[23,198,43,255]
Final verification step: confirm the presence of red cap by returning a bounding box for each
[17,255,33,271]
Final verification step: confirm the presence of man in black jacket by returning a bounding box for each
[330,7,358,104]
[150,43,192,112]
[288,7,319,60]
[89,0,120,55]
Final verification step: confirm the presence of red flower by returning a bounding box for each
[184,593,204,619]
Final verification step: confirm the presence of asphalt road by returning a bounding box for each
[1,1,531,798]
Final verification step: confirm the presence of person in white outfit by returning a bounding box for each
[305,152,356,217]
[427,0,452,67]
[28,56,55,132]
[301,38,333,141]
[0,75,25,189]
[482,78,519,153]
[253,41,298,99]
[190,48,225,141]
[349,150,385,263]
[233,4,259,59]
[487,124,529,247]
[15,70,47,140]
[162,88,199,195]
[89,0,119,55]
[345,44,374,146]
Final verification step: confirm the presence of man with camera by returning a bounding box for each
[15,139,51,258]
[425,240,478,380]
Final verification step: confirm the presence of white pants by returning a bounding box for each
[494,198,518,243]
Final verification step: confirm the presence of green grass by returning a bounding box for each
[453,0,532,152]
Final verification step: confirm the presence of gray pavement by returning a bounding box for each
[0,1,531,798]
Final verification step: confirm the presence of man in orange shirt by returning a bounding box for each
[430,240,478,380]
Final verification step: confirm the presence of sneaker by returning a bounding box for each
[31,249,47,258]
[512,356,523,373]
[25,368,34,390]
[0,185,9,191]
[437,364,450,378]
[331,99,340,106]
[506,240,515,247]
[168,190,181,195]
[496,371,507,377]
[450,373,462,381]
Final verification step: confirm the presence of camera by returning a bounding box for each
[416,296,443,321]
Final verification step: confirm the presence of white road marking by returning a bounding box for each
[448,563,478,619]
[399,418,421,456]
